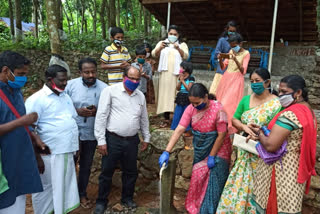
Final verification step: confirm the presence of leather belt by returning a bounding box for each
[106,130,137,140]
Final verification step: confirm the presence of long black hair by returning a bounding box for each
[228,32,243,44]
[189,83,216,100]
[220,20,237,38]
[281,75,309,102]
[180,61,193,75]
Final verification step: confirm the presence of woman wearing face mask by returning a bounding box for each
[144,43,156,104]
[216,68,282,214]
[158,83,232,214]
[248,75,317,214]
[209,20,237,95]
[152,25,189,127]
[215,33,250,134]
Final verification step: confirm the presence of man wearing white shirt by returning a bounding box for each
[25,65,80,214]
[94,66,150,214]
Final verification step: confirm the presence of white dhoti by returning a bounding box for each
[32,153,79,214]
[0,195,26,214]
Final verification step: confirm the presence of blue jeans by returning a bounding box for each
[78,140,97,198]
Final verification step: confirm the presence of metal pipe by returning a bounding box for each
[166,2,171,30]
[268,0,279,73]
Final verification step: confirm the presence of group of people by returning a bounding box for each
[0,22,318,214]
[158,22,317,214]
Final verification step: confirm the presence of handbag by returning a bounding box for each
[232,133,258,155]
[255,126,288,166]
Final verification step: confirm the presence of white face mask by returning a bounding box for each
[146,53,151,58]
[168,35,178,43]
[279,93,295,107]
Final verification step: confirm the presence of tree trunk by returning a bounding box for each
[143,6,147,36]
[63,4,72,33]
[88,0,97,37]
[8,0,15,39]
[15,0,23,41]
[124,1,128,30]
[45,0,62,55]
[57,0,63,31]
[100,0,107,40]
[109,0,116,27]
[32,0,39,38]
[147,11,152,35]
[81,0,85,33]
[116,0,120,27]
[129,0,136,28]
[139,2,143,27]
[106,0,110,30]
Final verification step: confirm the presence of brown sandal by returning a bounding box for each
[80,197,92,209]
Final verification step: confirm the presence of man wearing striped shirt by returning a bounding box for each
[100,27,131,85]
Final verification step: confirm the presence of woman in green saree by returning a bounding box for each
[217,68,282,214]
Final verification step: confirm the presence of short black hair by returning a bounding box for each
[123,66,139,77]
[144,43,152,50]
[281,75,309,101]
[229,32,243,43]
[180,61,193,75]
[78,57,97,71]
[135,45,147,56]
[110,27,124,37]
[0,50,30,72]
[45,64,68,79]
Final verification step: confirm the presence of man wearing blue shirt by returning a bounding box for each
[0,51,43,213]
[26,65,80,214]
[65,58,107,209]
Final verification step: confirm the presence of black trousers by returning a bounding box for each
[78,140,97,198]
[96,132,139,205]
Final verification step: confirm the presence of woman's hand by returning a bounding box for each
[230,53,236,60]
[242,124,258,138]
[160,42,167,50]
[174,43,179,49]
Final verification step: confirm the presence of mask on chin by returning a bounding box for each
[195,102,206,110]
[51,80,64,93]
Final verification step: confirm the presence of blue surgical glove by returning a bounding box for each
[207,156,215,169]
[159,151,170,168]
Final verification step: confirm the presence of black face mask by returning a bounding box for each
[82,77,96,86]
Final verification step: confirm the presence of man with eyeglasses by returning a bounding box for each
[93,66,150,214]
[65,58,107,209]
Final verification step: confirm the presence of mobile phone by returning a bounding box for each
[36,145,51,155]
[163,42,169,47]
[86,105,95,110]
[220,53,230,59]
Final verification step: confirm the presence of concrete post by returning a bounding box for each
[160,157,177,214]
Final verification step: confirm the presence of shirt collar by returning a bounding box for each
[111,43,125,53]
[120,82,138,96]
[42,84,66,97]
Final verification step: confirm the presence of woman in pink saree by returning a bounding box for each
[158,83,232,214]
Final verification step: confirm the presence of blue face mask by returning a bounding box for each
[232,45,241,53]
[195,102,206,110]
[251,82,265,95]
[8,76,27,89]
[137,58,145,64]
[124,77,140,92]
[228,31,235,36]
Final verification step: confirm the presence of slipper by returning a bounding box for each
[80,198,92,209]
